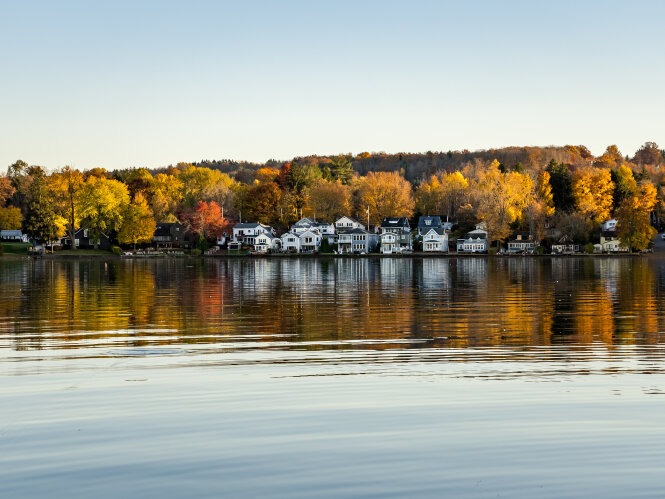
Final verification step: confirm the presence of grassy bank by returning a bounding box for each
[0,242,31,255]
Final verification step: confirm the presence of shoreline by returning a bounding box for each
[1,252,651,261]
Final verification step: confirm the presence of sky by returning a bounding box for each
[1,0,664,171]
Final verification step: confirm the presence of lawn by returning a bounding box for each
[0,242,31,255]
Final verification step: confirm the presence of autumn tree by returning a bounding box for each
[308,180,352,221]
[615,182,658,252]
[118,193,157,249]
[254,167,280,184]
[357,171,414,225]
[0,206,22,230]
[181,200,230,242]
[244,182,281,225]
[78,176,130,247]
[475,160,534,244]
[633,141,663,166]
[415,175,441,216]
[50,166,84,249]
[572,167,614,223]
[150,173,183,222]
[0,176,15,206]
[438,171,469,220]
[25,168,66,244]
[179,165,235,209]
[611,164,638,208]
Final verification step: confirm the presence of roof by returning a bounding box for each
[234,222,268,229]
[335,216,363,224]
[423,227,446,236]
[0,230,22,236]
[293,217,317,226]
[380,217,410,228]
[154,222,182,237]
[461,232,487,240]
[418,216,442,227]
[257,232,278,240]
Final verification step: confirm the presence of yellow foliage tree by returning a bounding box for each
[150,173,184,222]
[0,206,22,230]
[307,180,352,221]
[118,193,157,249]
[50,166,84,249]
[78,176,130,247]
[572,167,614,223]
[415,175,441,216]
[357,171,415,225]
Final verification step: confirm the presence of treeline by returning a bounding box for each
[1,142,664,251]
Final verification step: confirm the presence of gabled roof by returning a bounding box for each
[418,216,442,228]
[380,217,410,228]
[335,216,363,224]
[0,229,23,236]
[234,222,269,229]
[423,227,446,236]
[293,217,317,227]
[461,232,487,240]
[256,232,277,240]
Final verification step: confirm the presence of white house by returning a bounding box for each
[298,229,322,253]
[290,217,318,234]
[457,224,488,253]
[335,216,365,232]
[254,233,280,253]
[281,232,301,253]
[232,222,273,245]
[551,235,581,254]
[0,230,28,243]
[338,228,378,254]
[417,216,442,236]
[422,228,448,252]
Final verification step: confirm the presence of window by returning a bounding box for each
[425,220,431,225]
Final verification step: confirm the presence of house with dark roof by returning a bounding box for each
[417,216,442,236]
[153,222,190,248]
[337,228,378,254]
[507,233,537,254]
[61,228,111,250]
[551,235,581,254]
[379,217,412,254]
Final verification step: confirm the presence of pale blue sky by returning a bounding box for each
[1,0,664,170]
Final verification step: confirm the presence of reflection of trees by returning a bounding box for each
[2,256,665,353]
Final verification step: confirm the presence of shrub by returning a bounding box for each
[110,245,122,255]
[0,243,3,256]
[534,246,545,255]
[190,249,202,256]
[584,243,594,254]
[488,247,498,255]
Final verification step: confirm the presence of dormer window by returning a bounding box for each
[425,220,431,225]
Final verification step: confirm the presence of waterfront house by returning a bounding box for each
[417,216,442,236]
[595,231,629,253]
[153,222,189,248]
[551,235,581,254]
[233,222,273,245]
[456,224,488,253]
[0,230,28,243]
[289,217,318,234]
[335,216,365,231]
[379,217,412,254]
[61,228,111,250]
[298,229,322,253]
[507,233,537,254]
[337,228,378,254]
[422,227,449,252]
[281,232,301,253]
[289,218,336,244]
[254,232,280,253]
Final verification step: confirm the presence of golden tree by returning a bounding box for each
[572,167,614,223]
[118,193,157,249]
[307,180,352,221]
[357,171,414,225]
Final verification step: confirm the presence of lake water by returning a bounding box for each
[2,256,665,498]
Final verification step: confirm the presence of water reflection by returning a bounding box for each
[2,257,665,360]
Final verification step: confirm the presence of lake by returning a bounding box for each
[2,256,665,498]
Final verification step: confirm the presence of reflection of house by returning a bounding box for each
[338,228,378,254]
[153,222,189,248]
[456,224,488,253]
[507,233,536,253]
[62,228,111,250]
[0,230,28,242]
[422,228,448,252]
[254,233,280,253]
[551,235,580,254]
[335,216,365,232]
[595,231,629,253]
[379,217,412,254]
[232,222,273,245]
